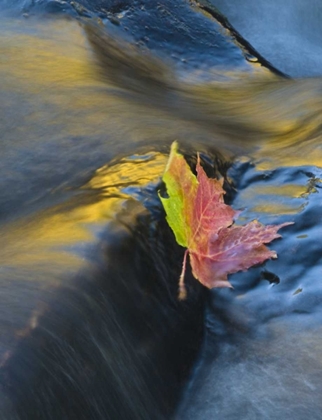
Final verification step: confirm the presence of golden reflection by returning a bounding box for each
[0,152,166,272]
[87,152,168,193]
[246,184,308,198]
[236,181,312,216]
[0,18,93,89]
[3,16,322,168]
[250,202,307,215]
[256,141,322,170]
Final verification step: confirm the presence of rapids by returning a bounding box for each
[1,1,322,419]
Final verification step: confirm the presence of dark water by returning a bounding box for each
[1,1,322,419]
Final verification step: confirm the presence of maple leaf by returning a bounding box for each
[160,142,293,299]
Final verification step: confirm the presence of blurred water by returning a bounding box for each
[206,0,322,77]
[1,2,322,419]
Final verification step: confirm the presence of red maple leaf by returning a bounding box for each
[160,142,293,299]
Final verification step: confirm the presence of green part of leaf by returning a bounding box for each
[159,141,198,248]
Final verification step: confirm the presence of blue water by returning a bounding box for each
[206,0,322,78]
[1,1,322,419]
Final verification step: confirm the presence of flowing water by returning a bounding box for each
[1,1,322,419]
[204,0,322,78]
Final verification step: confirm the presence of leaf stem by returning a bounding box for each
[178,249,189,300]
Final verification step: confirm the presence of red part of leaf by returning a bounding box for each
[189,221,293,288]
[190,155,237,254]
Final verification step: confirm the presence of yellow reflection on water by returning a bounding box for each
[0,152,167,272]
[87,152,168,193]
[256,140,322,170]
[0,18,93,89]
[255,184,307,198]
[235,180,313,217]
[250,202,306,215]
[3,15,322,168]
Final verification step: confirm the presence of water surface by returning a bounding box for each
[1,2,322,419]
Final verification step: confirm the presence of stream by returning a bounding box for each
[1,1,322,419]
